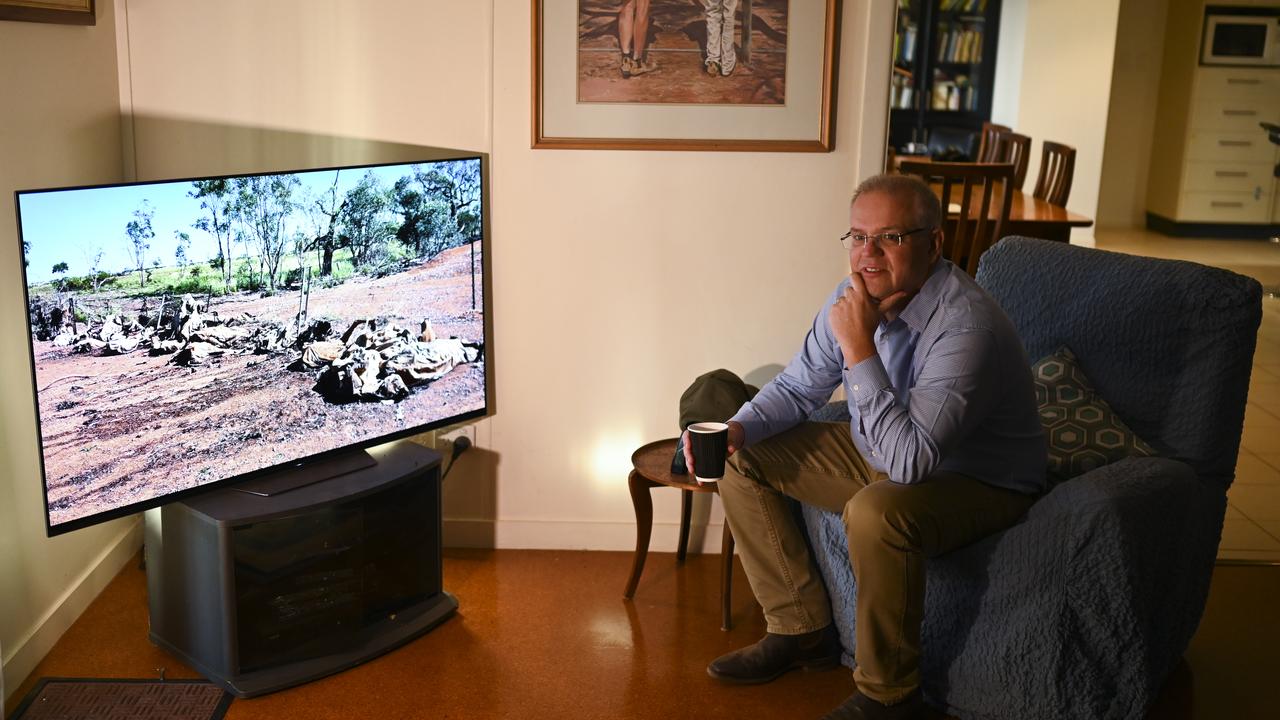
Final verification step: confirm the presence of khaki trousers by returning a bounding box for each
[717,422,1035,704]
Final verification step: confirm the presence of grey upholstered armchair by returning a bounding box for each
[801,237,1262,720]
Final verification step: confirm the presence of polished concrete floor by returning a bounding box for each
[1090,229,1280,563]
[5,549,1278,720]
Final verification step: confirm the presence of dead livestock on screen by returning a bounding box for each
[304,318,483,402]
[38,295,483,402]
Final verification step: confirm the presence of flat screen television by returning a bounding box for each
[16,156,488,536]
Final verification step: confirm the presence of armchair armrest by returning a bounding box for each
[802,456,1225,720]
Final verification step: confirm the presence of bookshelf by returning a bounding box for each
[889,0,1002,158]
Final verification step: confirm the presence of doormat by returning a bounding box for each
[10,678,232,720]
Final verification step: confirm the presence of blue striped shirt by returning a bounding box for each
[730,259,1047,495]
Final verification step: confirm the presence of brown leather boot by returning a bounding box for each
[706,625,841,684]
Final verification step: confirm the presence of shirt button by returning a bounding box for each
[852,384,860,391]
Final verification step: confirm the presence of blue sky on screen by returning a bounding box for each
[18,159,477,285]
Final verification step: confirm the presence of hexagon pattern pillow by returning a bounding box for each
[1033,347,1156,483]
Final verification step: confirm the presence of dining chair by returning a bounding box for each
[993,131,1032,190]
[1031,140,1077,207]
[975,121,1010,162]
[898,160,1015,276]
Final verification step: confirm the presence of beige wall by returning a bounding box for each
[1097,0,1169,228]
[0,0,144,705]
[484,0,891,550]
[119,0,492,177]
[1016,0,1123,237]
[116,0,894,553]
[990,0,1027,128]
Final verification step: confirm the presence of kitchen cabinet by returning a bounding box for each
[1145,1,1280,235]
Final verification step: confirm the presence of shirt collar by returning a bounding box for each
[893,259,949,334]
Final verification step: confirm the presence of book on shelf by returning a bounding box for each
[896,23,917,64]
[935,24,985,64]
[891,74,915,110]
[940,0,988,12]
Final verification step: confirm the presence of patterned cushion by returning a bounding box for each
[1034,347,1156,483]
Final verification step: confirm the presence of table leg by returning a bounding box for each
[677,489,692,565]
[624,470,656,599]
[720,522,735,631]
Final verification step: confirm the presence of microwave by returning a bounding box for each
[1201,6,1280,66]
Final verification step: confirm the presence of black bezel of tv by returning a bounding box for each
[15,155,490,537]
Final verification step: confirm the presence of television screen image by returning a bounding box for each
[17,157,487,535]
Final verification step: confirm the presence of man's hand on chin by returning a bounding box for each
[830,273,909,368]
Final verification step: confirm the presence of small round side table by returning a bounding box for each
[623,438,737,630]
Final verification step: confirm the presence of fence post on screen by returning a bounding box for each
[155,294,167,330]
[296,267,311,335]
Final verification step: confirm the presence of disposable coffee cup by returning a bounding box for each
[688,422,730,484]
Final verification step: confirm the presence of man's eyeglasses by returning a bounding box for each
[839,227,930,250]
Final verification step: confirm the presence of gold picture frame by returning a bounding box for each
[533,0,841,151]
[0,0,95,26]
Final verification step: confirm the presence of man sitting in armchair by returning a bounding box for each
[683,175,1047,720]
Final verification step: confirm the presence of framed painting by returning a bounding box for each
[0,0,95,25]
[533,0,841,151]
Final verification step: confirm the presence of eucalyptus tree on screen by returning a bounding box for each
[415,160,481,246]
[302,171,346,277]
[52,262,69,292]
[340,171,395,269]
[174,230,192,268]
[83,247,104,293]
[232,174,300,292]
[190,179,235,293]
[125,201,155,289]
[392,172,450,259]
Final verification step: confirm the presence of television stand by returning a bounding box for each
[145,440,456,698]
[231,448,377,497]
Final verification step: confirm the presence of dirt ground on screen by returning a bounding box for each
[32,245,485,528]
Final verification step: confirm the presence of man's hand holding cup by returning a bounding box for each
[681,420,745,485]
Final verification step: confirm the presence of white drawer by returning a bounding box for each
[1179,191,1272,223]
[1186,130,1275,162]
[1195,67,1280,100]
[1183,161,1278,192]
[1190,96,1280,132]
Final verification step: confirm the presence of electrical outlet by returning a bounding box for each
[437,423,476,450]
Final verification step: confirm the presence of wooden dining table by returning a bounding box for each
[935,181,1093,243]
